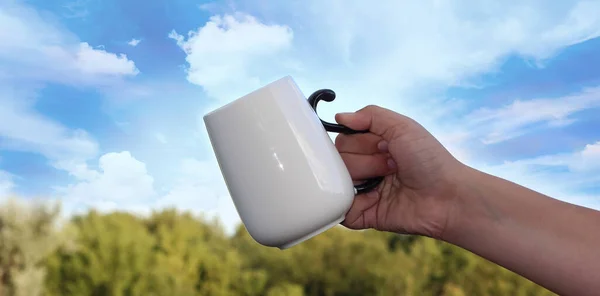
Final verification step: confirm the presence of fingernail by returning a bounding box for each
[377,140,389,152]
[387,158,397,169]
[336,112,354,117]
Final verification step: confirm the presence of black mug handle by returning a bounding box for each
[308,89,384,195]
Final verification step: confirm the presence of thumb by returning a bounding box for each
[334,105,405,139]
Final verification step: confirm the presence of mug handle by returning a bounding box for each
[308,89,385,195]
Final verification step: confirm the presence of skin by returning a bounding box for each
[334,105,600,296]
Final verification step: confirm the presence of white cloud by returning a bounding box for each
[153,158,224,212]
[0,1,139,179]
[169,13,294,102]
[56,152,241,233]
[465,86,600,144]
[580,142,600,166]
[55,151,157,214]
[472,140,600,210]
[531,1,600,57]
[180,1,600,145]
[567,141,600,173]
[0,170,14,199]
[0,87,99,172]
[153,157,241,234]
[498,141,600,173]
[215,1,600,115]
[127,38,141,47]
[0,0,139,85]
[75,42,138,76]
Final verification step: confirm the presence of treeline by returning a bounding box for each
[0,198,555,296]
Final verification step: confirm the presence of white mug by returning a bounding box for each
[203,76,383,249]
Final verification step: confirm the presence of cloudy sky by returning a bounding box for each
[1,0,599,234]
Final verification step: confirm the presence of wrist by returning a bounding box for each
[440,165,500,245]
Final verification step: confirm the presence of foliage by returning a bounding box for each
[0,198,70,296]
[0,200,557,295]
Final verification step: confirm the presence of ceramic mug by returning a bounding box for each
[203,76,383,249]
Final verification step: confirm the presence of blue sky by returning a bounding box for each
[1,0,599,234]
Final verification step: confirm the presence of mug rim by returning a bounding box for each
[203,75,294,120]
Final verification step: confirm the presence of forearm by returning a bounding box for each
[443,166,600,296]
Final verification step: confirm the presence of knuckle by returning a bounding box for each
[361,104,379,112]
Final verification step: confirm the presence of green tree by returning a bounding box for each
[45,209,251,296]
[0,198,68,296]
[231,226,415,296]
[38,205,557,296]
[143,209,243,296]
[266,282,304,296]
[44,210,156,296]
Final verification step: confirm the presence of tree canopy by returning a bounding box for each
[0,198,555,296]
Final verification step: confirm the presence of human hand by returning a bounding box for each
[337,106,600,296]
[334,105,467,239]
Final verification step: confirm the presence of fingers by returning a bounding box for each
[335,130,395,180]
[342,190,380,230]
[335,133,384,154]
[340,153,396,180]
[334,105,410,140]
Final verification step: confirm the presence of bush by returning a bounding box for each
[1,198,557,296]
